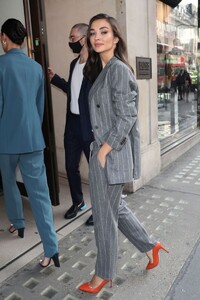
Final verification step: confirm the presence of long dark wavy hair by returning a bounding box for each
[84,13,133,83]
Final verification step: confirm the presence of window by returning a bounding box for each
[157,0,199,148]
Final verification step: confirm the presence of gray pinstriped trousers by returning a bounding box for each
[89,142,156,280]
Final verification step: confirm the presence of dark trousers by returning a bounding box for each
[178,84,184,100]
[64,113,92,206]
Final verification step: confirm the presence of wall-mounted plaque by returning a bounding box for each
[136,57,152,80]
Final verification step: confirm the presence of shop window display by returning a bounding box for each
[157,0,199,149]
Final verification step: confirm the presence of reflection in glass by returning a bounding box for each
[157,0,199,149]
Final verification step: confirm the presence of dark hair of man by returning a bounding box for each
[1,18,27,45]
[71,23,88,37]
[83,13,133,83]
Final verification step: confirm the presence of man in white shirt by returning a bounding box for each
[48,23,94,225]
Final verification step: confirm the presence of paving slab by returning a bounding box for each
[149,142,200,195]
[165,237,200,300]
[1,142,200,300]
[0,180,91,282]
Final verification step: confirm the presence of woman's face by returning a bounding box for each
[89,19,118,58]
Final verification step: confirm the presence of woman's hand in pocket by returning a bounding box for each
[97,143,112,168]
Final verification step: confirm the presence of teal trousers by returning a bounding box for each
[0,151,58,257]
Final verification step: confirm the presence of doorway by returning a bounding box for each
[0,0,59,205]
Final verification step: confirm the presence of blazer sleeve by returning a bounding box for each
[0,81,3,117]
[50,58,77,94]
[51,73,69,94]
[105,63,139,151]
[0,59,3,117]
[36,69,45,124]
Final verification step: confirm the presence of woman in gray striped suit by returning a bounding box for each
[79,13,168,294]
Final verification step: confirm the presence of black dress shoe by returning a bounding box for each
[85,214,94,226]
[64,201,86,219]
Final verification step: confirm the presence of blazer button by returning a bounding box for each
[120,137,126,145]
[96,104,100,108]
[94,125,98,129]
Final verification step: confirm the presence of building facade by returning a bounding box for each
[45,0,200,191]
[0,0,199,196]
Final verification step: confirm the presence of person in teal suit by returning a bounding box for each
[0,18,60,268]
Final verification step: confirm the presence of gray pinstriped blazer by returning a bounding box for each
[89,56,141,184]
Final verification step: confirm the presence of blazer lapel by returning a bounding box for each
[89,57,117,102]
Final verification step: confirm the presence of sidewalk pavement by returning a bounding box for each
[1,142,200,300]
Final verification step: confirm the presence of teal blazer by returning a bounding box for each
[0,48,45,153]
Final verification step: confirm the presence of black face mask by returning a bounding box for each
[68,37,84,54]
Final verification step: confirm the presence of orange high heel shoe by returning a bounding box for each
[146,241,169,270]
[79,279,112,294]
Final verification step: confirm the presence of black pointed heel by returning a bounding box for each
[18,228,24,238]
[39,253,60,268]
[8,225,24,238]
[52,253,60,267]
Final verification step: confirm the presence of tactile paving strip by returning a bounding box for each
[2,152,200,300]
[0,189,188,300]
